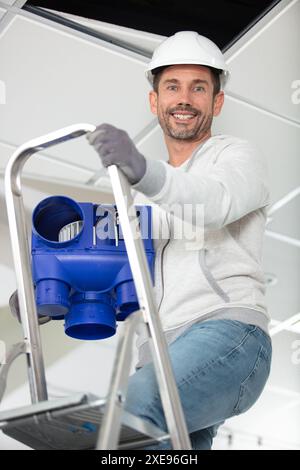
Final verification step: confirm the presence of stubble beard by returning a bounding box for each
[158,107,213,141]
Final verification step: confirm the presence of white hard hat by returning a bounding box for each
[146,31,230,90]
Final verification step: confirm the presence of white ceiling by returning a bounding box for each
[0,0,299,449]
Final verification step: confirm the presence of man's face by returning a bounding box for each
[149,64,224,142]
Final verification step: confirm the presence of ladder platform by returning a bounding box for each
[0,394,168,450]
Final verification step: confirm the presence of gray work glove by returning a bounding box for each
[9,290,51,325]
[86,123,147,184]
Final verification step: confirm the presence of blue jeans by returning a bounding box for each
[124,319,272,450]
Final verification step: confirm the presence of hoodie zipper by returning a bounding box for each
[157,212,171,311]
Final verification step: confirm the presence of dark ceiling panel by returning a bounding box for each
[25,0,280,50]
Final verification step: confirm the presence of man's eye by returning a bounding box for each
[167,85,177,91]
[194,86,205,92]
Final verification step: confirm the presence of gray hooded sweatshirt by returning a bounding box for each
[131,134,271,368]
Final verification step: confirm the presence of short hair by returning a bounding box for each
[152,65,221,97]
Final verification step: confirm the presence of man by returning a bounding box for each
[87,31,272,450]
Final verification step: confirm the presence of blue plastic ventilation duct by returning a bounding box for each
[31,196,154,340]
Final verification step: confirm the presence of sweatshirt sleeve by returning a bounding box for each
[131,140,270,230]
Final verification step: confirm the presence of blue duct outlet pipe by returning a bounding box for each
[31,196,154,340]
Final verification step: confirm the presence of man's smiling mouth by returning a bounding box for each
[172,113,196,121]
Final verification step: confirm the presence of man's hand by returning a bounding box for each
[86,123,147,184]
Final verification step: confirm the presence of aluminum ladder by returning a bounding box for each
[0,124,191,450]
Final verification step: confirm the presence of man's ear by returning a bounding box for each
[213,91,224,117]
[149,90,158,115]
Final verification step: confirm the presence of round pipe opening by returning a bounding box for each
[32,196,84,246]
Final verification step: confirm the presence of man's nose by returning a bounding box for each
[177,88,192,106]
